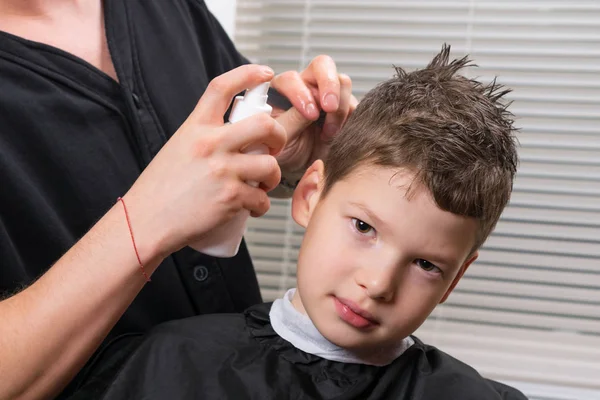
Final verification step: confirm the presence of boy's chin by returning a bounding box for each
[317,320,381,349]
[319,320,409,355]
[324,330,398,364]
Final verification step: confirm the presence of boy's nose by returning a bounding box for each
[354,264,399,303]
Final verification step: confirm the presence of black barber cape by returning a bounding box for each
[92,303,527,400]
[0,1,260,396]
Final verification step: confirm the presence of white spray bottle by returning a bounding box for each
[190,82,272,257]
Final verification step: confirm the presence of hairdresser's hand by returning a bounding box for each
[270,55,358,173]
[124,64,286,257]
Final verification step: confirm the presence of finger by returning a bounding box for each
[242,186,272,217]
[274,106,315,143]
[270,71,320,121]
[231,153,282,192]
[301,55,340,113]
[349,94,359,110]
[222,113,287,155]
[322,73,353,139]
[193,64,274,124]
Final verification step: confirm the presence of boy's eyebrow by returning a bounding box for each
[348,202,387,228]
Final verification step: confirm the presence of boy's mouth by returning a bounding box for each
[333,296,380,329]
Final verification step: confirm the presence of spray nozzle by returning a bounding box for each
[229,82,272,124]
[242,82,270,104]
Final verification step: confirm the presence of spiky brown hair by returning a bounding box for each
[323,44,518,251]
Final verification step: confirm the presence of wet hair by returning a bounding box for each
[323,44,518,251]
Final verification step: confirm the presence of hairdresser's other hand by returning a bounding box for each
[123,64,286,258]
[270,55,358,172]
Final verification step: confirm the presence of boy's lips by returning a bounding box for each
[333,296,380,329]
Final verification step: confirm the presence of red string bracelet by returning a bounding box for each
[117,197,151,282]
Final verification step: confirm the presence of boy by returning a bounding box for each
[93,45,526,399]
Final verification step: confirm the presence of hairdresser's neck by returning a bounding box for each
[0,0,95,18]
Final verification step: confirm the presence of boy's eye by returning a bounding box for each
[352,218,374,235]
[416,259,440,273]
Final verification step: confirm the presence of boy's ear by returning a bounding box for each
[439,251,478,304]
[291,160,325,228]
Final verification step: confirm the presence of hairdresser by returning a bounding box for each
[0,1,356,399]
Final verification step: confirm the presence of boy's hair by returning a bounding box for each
[323,44,518,252]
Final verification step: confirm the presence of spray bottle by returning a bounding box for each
[190,82,272,257]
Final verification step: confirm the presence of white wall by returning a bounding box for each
[204,0,238,39]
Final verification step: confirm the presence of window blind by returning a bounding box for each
[234,0,600,395]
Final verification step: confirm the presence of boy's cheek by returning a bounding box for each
[301,219,361,286]
[302,251,350,288]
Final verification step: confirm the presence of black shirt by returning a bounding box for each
[80,303,528,400]
[0,0,261,348]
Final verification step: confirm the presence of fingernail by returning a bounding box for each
[305,103,319,119]
[324,93,339,109]
[261,66,274,76]
[323,123,338,137]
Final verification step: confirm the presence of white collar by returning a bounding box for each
[269,288,414,366]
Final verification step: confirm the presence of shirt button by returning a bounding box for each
[131,92,141,109]
[193,265,209,282]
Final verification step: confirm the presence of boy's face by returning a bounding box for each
[291,161,478,360]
